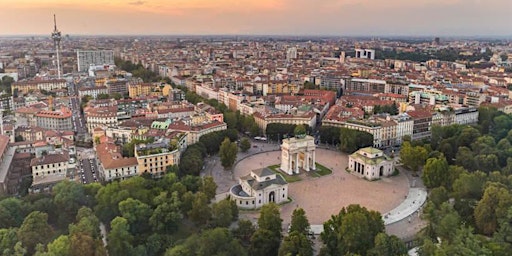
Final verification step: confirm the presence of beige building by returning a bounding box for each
[85,106,118,133]
[167,120,227,145]
[30,151,72,193]
[348,147,394,181]
[96,142,138,181]
[35,107,73,131]
[135,135,186,178]
[230,168,288,209]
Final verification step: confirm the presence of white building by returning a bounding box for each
[286,47,298,60]
[355,49,376,60]
[78,86,109,99]
[30,151,72,193]
[348,147,394,181]
[96,142,138,182]
[77,50,115,73]
[230,168,288,209]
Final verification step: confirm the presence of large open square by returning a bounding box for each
[231,148,409,226]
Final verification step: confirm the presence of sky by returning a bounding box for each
[1,0,511,36]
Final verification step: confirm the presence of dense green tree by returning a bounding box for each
[258,203,283,239]
[224,111,238,129]
[452,171,487,200]
[0,228,18,255]
[70,207,101,239]
[266,123,300,141]
[320,204,384,256]
[368,233,407,256]
[45,235,70,256]
[232,219,255,246]
[339,128,374,153]
[278,231,313,256]
[249,228,282,256]
[53,181,86,226]
[475,154,499,173]
[17,211,53,255]
[318,126,341,145]
[94,181,130,223]
[474,184,512,235]
[179,154,203,176]
[107,217,134,256]
[118,198,152,235]
[199,176,217,202]
[399,141,428,173]
[211,199,238,228]
[166,228,246,256]
[0,198,24,229]
[457,127,481,148]
[239,137,251,152]
[219,137,238,169]
[289,208,311,236]
[440,226,492,256]
[455,146,476,171]
[422,156,449,188]
[150,191,182,234]
[187,192,212,227]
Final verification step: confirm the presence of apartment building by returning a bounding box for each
[77,50,115,72]
[254,110,317,132]
[407,110,433,141]
[78,86,109,99]
[85,106,118,132]
[35,107,73,131]
[12,79,67,95]
[167,120,227,144]
[135,136,186,178]
[30,151,71,193]
[96,142,138,181]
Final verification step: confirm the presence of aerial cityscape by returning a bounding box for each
[0,1,511,255]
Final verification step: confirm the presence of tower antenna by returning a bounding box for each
[51,14,62,79]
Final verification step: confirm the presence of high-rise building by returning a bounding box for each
[355,49,375,60]
[286,47,297,60]
[77,50,115,72]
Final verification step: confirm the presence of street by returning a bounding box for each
[77,158,99,184]
[69,96,87,135]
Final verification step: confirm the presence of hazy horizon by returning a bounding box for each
[2,0,512,37]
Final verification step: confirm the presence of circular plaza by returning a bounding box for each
[232,148,410,225]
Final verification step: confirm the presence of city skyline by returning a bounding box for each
[2,0,512,37]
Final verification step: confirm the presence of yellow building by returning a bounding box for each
[128,83,172,98]
[134,135,186,178]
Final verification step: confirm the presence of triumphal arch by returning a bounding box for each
[280,134,316,175]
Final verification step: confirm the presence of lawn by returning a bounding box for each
[312,163,333,177]
[267,164,302,183]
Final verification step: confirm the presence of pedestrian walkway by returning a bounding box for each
[382,187,427,225]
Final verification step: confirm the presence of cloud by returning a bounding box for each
[128,1,146,5]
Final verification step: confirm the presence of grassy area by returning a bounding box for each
[267,165,302,183]
[313,163,333,177]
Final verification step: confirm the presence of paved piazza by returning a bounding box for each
[231,149,409,226]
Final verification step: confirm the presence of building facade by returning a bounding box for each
[348,147,394,181]
[77,50,115,72]
[230,168,288,209]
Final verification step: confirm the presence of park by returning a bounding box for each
[211,140,423,229]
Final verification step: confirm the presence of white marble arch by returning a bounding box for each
[280,135,316,175]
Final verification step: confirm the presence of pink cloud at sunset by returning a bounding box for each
[1,0,510,36]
